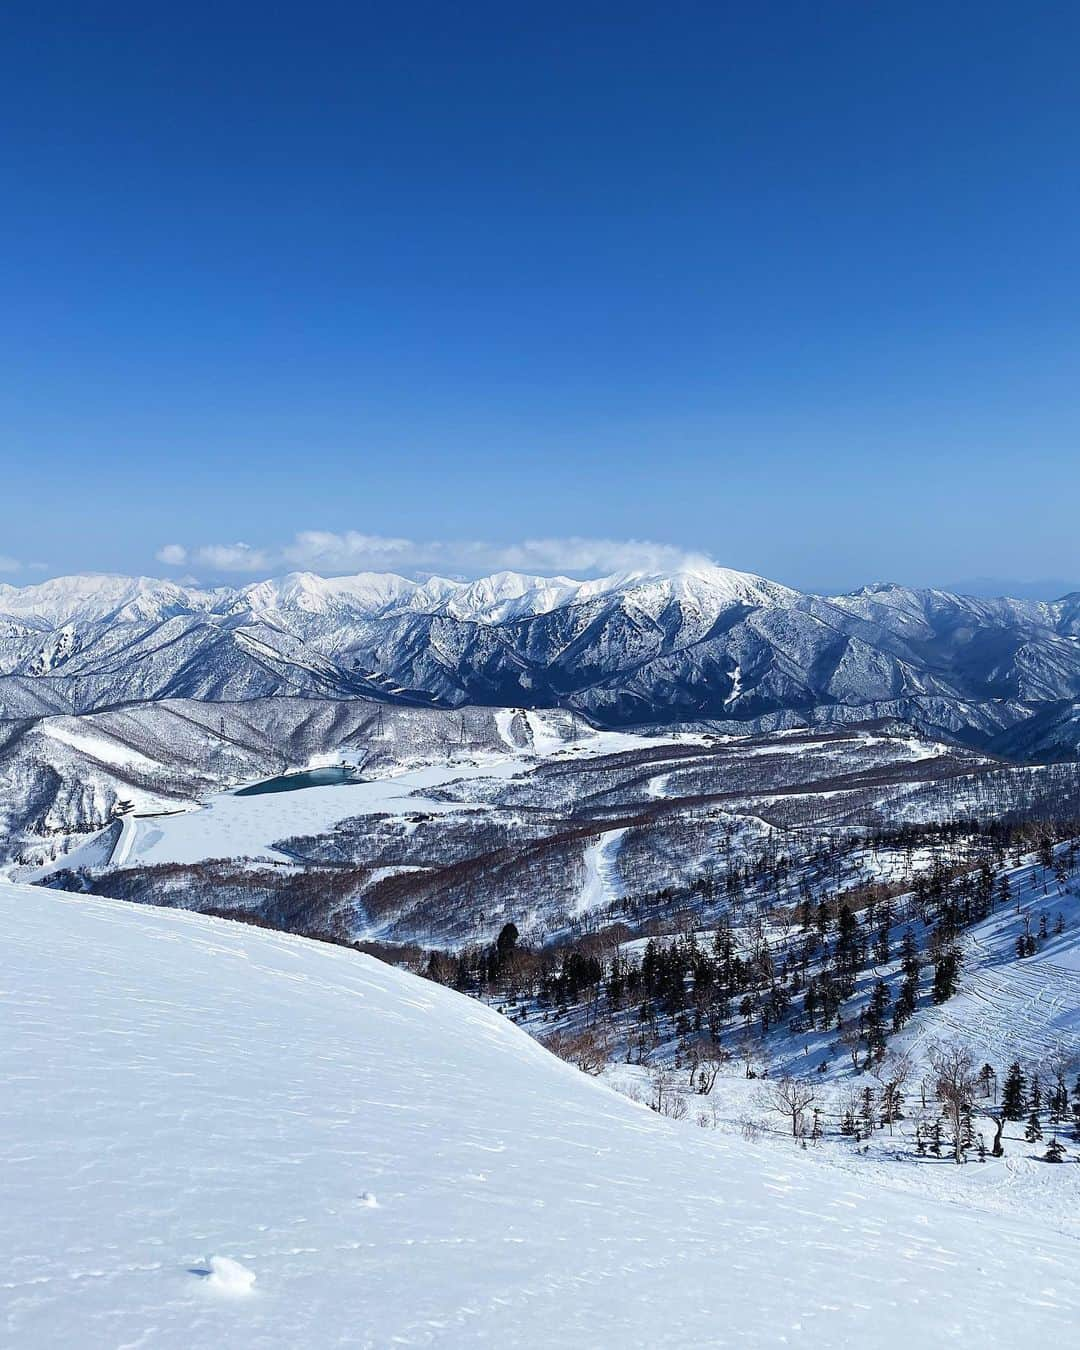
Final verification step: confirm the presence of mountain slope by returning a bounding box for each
[3,882,1079,1348]
[5,567,1080,753]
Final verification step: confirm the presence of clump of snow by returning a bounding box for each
[204,1256,256,1295]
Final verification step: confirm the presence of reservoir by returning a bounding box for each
[235,767,360,796]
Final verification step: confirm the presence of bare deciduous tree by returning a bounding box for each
[697,1045,729,1095]
[680,1037,703,1088]
[649,1065,689,1119]
[870,1051,913,1134]
[765,1075,817,1137]
[736,1032,762,1078]
[542,1024,611,1076]
[981,1102,1007,1158]
[839,1019,865,1072]
[928,1040,978,1164]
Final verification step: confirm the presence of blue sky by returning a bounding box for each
[3,2,1079,594]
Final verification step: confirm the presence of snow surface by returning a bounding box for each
[3,882,1079,1348]
[41,719,163,772]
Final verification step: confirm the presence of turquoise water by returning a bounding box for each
[235,767,359,796]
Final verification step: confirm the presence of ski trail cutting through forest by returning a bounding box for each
[576,828,627,916]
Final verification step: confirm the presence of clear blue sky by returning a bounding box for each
[3,2,1079,593]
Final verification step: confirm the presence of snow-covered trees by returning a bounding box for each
[542,1025,611,1076]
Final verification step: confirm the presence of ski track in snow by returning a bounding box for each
[899,858,1080,1065]
[40,721,162,772]
[575,828,627,916]
[3,881,1080,1349]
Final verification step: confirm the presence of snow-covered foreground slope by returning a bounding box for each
[3,884,1079,1348]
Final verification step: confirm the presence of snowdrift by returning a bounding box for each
[2,882,1077,1347]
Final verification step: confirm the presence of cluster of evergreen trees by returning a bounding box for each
[909,1054,1080,1164]
[999,1060,1080,1145]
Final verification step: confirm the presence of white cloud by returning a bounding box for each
[156,541,269,573]
[154,531,710,579]
[282,531,416,571]
[191,542,270,573]
[486,537,714,576]
[0,555,48,574]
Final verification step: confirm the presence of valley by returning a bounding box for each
[6,565,1080,1345]
[20,706,1038,950]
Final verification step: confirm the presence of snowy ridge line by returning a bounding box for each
[3,566,1080,754]
[0,563,797,626]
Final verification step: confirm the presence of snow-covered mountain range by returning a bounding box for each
[4,565,1080,756]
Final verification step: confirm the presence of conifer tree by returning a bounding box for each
[1002,1061,1026,1120]
[865,979,890,1058]
[931,947,961,1003]
[960,1102,975,1152]
[1044,1136,1066,1163]
[860,1085,876,1135]
[1048,1072,1068,1124]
